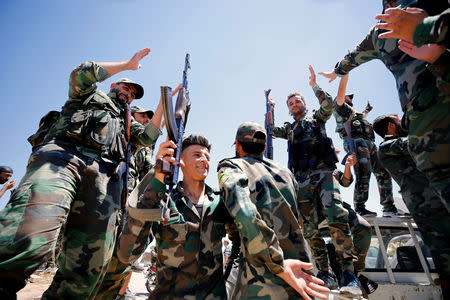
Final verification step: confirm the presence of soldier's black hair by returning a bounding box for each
[239,131,266,155]
[0,166,13,174]
[182,135,211,153]
[373,114,396,138]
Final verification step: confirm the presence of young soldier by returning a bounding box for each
[373,114,450,297]
[332,74,405,217]
[117,135,239,300]
[268,66,362,298]
[218,121,330,300]
[0,49,162,299]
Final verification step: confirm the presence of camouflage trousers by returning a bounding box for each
[318,202,371,274]
[0,143,121,299]
[379,138,450,278]
[91,254,131,299]
[345,138,394,211]
[404,88,450,212]
[295,167,357,272]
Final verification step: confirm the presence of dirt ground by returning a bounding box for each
[17,271,54,300]
[16,270,148,300]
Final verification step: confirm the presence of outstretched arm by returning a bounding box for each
[277,259,330,300]
[309,65,333,122]
[69,48,151,99]
[98,48,151,77]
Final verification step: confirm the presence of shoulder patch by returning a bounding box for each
[218,169,230,186]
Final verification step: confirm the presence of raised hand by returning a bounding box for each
[346,153,357,168]
[277,259,330,300]
[318,70,338,83]
[375,7,428,41]
[308,65,317,87]
[171,83,183,96]
[128,48,151,70]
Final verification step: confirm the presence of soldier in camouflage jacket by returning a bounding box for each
[0,49,162,299]
[374,113,450,297]
[320,0,450,218]
[117,135,239,300]
[218,122,329,300]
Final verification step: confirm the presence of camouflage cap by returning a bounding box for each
[235,122,266,145]
[115,78,144,99]
[131,105,154,119]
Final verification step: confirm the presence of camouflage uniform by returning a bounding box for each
[272,85,357,273]
[91,146,155,300]
[117,177,235,300]
[128,146,154,193]
[413,7,450,95]
[333,0,450,210]
[217,154,310,299]
[378,136,450,278]
[0,62,161,299]
[333,170,372,273]
[333,100,395,212]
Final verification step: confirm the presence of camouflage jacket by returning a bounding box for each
[413,8,450,95]
[128,146,154,193]
[333,100,375,141]
[118,178,235,300]
[272,85,337,173]
[43,62,161,164]
[333,1,438,109]
[378,136,410,172]
[217,154,309,299]
[413,7,450,48]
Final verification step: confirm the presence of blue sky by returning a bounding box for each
[0,0,405,212]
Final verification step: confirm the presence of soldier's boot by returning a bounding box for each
[316,270,339,290]
[355,206,377,217]
[340,270,363,299]
[382,207,410,218]
[358,274,378,295]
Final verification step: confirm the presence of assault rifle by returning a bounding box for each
[127,54,191,223]
[341,119,356,165]
[264,89,274,159]
[161,53,191,191]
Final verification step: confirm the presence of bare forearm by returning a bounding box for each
[151,97,163,129]
[97,61,133,77]
[336,74,349,106]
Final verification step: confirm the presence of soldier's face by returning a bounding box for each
[287,96,306,117]
[114,83,138,104]
[0,172,12,184]
[391,114,407,137]
[133,112,151,126]
[181,145,210,181]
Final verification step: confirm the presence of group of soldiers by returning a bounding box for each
[0,0,449,299]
